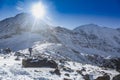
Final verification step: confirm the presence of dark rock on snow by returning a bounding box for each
[83,74,91,80]
[64,73,70,77]
[95,74,110,80]
[63,67,74,73]
[22,58,58,68]
[112,74,120,80]
[63,78,72,80]
[49,68,61,76]
[53,68,61,76]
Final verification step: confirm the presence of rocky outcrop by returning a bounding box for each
[95,74,110,80]
[63,78,72,80]
[83,74,91,80]
[22,58,58,68]
[63,67,74,73]
[112,74,120,80]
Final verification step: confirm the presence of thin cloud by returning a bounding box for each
[16,1,24,11]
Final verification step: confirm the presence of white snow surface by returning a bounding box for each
[0,54,119,80]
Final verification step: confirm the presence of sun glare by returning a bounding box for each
[31,2,46,19]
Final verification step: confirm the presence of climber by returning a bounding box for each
[28,48,32,57]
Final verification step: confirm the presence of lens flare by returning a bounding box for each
[31,2,45,19]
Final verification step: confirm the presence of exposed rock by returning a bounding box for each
[100,58,120,72]
[49,68,61,76]
[112,74,120,80]
[3,48,11,54]
[15,56,20,61]
[34,70,41,72]
[81,67,86,71]
[83,74,90,80]
[14,52,25,57]
[59,59,65,64]
[85,54,120,72]
[53,68,61,76]
[95,74,110,80]
[63,67,74,73]
[48,60,58,68]
[63,78,72,80]
[34,77,49,80]
[22,58,58,68]
[110,58,120,72]
[64,73,70,77]
[76,70,83,75]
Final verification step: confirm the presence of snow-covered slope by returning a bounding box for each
[0,13,120,80]
[52,25,120,58]
[72,24,120,57]
[0,13,56,50]
[0,13,51,38]
[0,54,119,80]
[0,13,120,64]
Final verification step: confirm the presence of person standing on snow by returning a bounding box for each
[28,48,32,57]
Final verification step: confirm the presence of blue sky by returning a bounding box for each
[0,0,120,29]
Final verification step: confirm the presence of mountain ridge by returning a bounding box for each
[0,13,120,64]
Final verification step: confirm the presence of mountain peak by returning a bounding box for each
[0,13,51,36]
[81,23,99,27]
[15,13,30,17]
[14,13,34,21]
[74,23,101,30]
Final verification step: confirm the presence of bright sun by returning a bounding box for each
[31,2,46,19]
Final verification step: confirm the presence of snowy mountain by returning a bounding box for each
[73,24,120,57]
[0,13,120,80]
[0,13,51,38]
[0,13,120,63]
